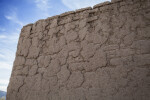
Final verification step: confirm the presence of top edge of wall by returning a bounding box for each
[24,0,123,28]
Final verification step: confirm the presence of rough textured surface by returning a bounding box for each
[7,0,150,100]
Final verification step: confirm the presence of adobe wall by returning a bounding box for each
[7,0,150,100]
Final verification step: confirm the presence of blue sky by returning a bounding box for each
[0,0,109,91]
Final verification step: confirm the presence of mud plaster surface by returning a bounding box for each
[7,0,150,100]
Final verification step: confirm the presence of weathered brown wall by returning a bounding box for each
[7,0,150,100]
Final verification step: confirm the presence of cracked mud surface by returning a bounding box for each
[7,0,150,100]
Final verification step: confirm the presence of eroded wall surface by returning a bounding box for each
[7,0,150,100]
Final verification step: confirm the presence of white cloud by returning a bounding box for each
[61,0,111,10]
[0,32,19,90]
[0,79,9,85]
[0,32,19,63]
[5,10,24,26]
[0,62,12,70]
[0,35,6,39]
[34,0,51,17]
[0,79,9,91]
[0,32,19,44]
[35,0,50,11]
[0,85,7,91]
